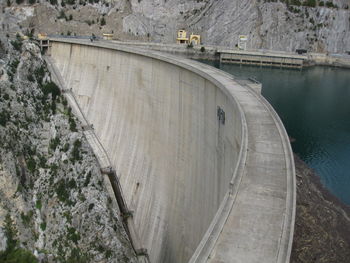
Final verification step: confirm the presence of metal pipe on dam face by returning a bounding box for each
[49,39,296,263]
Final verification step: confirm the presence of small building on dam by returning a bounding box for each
[46,38,296,263]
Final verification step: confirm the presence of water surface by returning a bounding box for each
[200,61,350,205]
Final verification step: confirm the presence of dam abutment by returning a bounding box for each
[48,39,295,263]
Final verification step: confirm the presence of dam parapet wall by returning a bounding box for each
[48,38,295,263]
[45,36,350,68]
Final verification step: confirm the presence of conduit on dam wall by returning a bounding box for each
[49,39,295,263]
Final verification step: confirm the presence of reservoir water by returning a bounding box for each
[201,61,350,205]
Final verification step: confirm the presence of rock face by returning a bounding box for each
[2,0,349,53]
[126,0,350,52]
[291,155,350,263]
[0,36,136,262]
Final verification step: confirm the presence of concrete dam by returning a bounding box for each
[48,39,296,263]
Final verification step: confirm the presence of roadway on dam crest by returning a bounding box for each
[48,38,296,263]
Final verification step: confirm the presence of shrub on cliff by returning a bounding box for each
[100,17,106,26]
[326,1,337,8]
[10,39,22,52]
[41,81,61,100]
[303,0,316,7]
[0,214,38,263]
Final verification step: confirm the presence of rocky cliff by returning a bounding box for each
[1,0,350,53]
[0,35,137,262]
[291,155,350,263]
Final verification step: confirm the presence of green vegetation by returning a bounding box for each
[325,1,337,8]
[88,203,94,211]
[55,177,78,205]
[71,139,82,162]
[78,193,86,202]
[57,10,67,20]
[20,211,34,226]
[69,115,77,131]
[27,157,36,173]
[65,0,76,5]
[2,214,18,252]
[303,0,316,7]
[49,137,61,151]
[7,59,20,81]
[100,17,106,26]
[63,143,70,152]
[68,178,77,188]
[40,222,47,231]
[55,179,71,204]
[41,81,60,100]
[282,0,338,9]
[67,227,80,244]
[105,249,112,259]
[0,248,38,263]
[27,74,35,82]
[34,66,45,85]
[0,110,10,127]
[85,19,96,26]
[0,214,38,263]
[41,81,61,114]
[10,36,22,52]
[63,211,73,224]
[290,0,302,6]
[84,171,91,187]
[35,199,42,210]
[0,39,108,262]
[3,94,10,100]
[66,248,89,263]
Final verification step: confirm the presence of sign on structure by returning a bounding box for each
[238,35,248,50]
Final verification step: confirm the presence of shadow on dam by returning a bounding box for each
[48,39,295,263]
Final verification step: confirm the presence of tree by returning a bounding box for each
[3,214,17,252]
[303,0,316,7]
[100,17,106,26]
[0,214,38,263]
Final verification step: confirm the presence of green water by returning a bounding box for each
[200,61,350,205]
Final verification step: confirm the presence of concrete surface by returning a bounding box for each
[45,55,148,262]
[48,38,295,263]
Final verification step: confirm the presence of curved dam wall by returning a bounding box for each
[49,39,296,263]
[50,41,243,263]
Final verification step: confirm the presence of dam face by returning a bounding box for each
[49,39,295,263]
[51,41,242,262]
